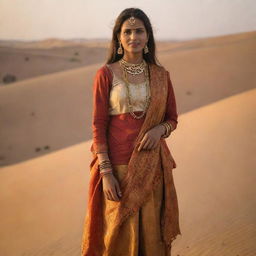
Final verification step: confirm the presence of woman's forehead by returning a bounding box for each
[121,18,145,30]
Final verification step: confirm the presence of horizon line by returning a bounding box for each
[0,30,255,43]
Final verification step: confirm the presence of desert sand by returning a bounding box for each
[0,88,255,255]
[0,31,256,255]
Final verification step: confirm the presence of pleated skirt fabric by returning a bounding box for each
[102,164,171,256]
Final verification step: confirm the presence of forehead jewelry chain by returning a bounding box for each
[119,58,146,76]
[129,16,136,25]
[119,61,151,119]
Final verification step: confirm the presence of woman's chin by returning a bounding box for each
[125,48,143,54]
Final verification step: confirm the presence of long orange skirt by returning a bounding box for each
[102,164,171,256]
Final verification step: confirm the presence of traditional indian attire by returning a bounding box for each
[81,62,181,256]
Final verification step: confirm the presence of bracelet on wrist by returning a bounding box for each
[96,151,108,154]
[160,122,173,138]
[99,159,112,170]
[100,168,113,177]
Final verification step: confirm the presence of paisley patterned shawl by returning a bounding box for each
[81,63,181,256]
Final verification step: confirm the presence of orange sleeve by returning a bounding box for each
[91,67,111,154]
[163,71,178,132]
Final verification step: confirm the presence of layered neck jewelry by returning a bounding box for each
[119,58,146,76]
[119,58,151,119]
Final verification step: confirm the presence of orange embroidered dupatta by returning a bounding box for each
[81,63,181,256]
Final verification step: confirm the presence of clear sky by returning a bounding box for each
[0,0,255,41]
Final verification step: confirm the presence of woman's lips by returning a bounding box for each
[129,43,139,47]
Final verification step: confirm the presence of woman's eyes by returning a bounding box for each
[124,30,144,34]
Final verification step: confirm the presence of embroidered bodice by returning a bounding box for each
[106,64,150,115]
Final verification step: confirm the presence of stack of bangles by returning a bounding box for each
[99,159,113,177]
[160,121,173,138]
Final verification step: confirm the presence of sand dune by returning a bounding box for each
[0,142,88,256]
[0,38,110,49]
[170,88,256,256]
[0,88,255,255]
[1,31,255,85]
[158,31,256,112]
[156,30,256,53]
[1,32,255,166]
[0,63,102,166]
[0,45,107,84]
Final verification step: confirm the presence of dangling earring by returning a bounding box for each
[144,43,149,54]
[117,40,123,55]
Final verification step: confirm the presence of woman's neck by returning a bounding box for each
[122,52,143,64]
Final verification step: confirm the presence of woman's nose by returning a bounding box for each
[130,31,137,39]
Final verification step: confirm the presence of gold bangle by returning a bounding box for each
[99,164,112,170]
[100,169,113,177]
[161,122,172,138]
[99,160,112,171]
[168,122,174,132]
[162,123,169,137]
[96,151,108,154]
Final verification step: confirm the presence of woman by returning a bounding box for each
[81,7,181,256]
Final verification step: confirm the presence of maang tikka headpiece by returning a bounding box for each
[129,16,136,25]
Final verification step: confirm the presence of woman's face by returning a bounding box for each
[118,17,149,54]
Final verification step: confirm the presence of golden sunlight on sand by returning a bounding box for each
[0,31,255,255]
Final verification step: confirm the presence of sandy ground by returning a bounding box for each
[0,63,102,165]
[0,45,107,84]
[170,88,256,256]
[0,88,255,255]
[0,32,256,255]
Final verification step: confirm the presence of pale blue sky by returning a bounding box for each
[0,0,255,41]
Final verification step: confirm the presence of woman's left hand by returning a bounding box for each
[137,125,165,151]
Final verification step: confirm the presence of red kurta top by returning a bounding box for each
[91,65,178,165]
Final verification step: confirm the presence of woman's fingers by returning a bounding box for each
[138,138,145,151]
[152,140,159,149]
[142,138,156,150]
[139,140,148,151]
[107,188,119,201]
[145,139,152,149]
[138,136,149,151]
[105,191,112,201]
[103,175,121,201]
[112,188,120,201]
[115,182,122,198]
[138,131,159,151]
[146,140,155,150]
[105,188,121,201]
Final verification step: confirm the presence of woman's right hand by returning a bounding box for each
[102,173,122,201]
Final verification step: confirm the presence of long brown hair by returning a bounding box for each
[106,8,161,66]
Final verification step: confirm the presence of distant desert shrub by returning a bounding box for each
[3,74,17,84]
[25,57,30,61]
[69,57,80,62]
[35,145,50,152]
[74,51,79,56]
